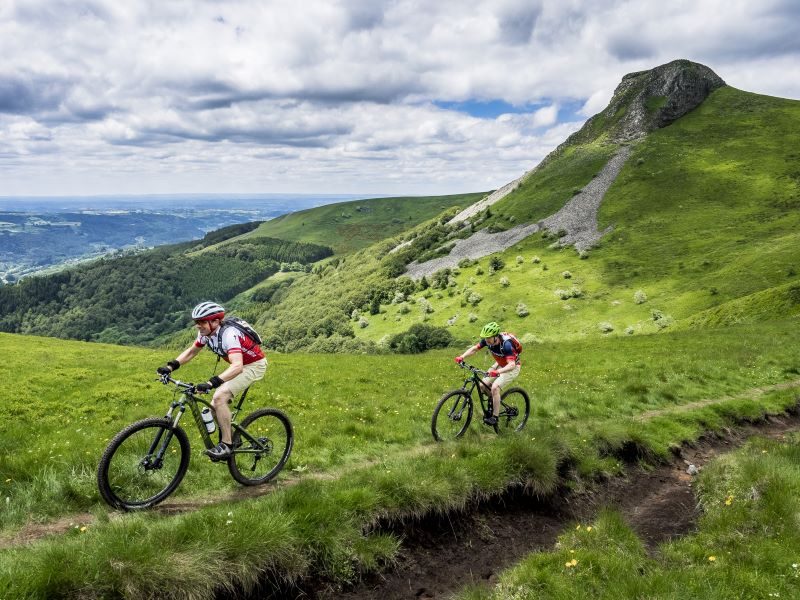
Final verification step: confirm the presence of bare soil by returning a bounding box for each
[286,411,800,600]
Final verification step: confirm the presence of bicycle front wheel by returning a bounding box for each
[97,417,190,510]
[228,408,294,485]
[431,390,473,441]
[497,387,530,434]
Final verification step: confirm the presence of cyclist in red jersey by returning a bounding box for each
[157,302,267,460]
[455,322,521,426]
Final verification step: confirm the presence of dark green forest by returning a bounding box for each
[0,234,332,345]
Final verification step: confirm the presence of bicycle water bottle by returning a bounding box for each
[201,407,216,433]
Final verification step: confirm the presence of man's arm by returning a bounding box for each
[457,342,482,362]
[175,343,203,366]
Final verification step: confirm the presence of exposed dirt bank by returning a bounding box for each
[291,410,800,600]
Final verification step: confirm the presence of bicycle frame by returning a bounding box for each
[158,376,269,457]
[459,368,494,416]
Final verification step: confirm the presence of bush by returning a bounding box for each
[358,316,369,329]
[634,290,647,304]
[516,255,524,264]
[500,276,510,288]
[467,292,482,306]
[417,297,434,314]
[398,303,411,315]
[458,258,474,268]
[475,266,484,275]
[468,312,478,323]
[562,271,572,279]
[598,322,614,333]
[516,302,529,317]
[388,323,453,353]
[651,309,674,329]
[625,326,635,335]
[350,308,360,321]
[531,256,541,264]
[489,256,505,273]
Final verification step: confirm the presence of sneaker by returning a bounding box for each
[483,414,498,426]
[206,442,232,461]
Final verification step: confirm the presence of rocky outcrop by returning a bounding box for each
[443,60,725,226]
[404,146,631,280]
[401,60,725,278]
[588,59,726,142]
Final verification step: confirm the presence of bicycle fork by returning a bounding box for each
[142,403,186,471]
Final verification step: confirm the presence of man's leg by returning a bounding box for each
[211,386,235,444]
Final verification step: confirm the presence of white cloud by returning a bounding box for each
[0,0,798,196]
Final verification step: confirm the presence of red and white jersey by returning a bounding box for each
[194,325,265,364]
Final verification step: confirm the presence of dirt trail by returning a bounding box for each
[2,383,799,556]
[307,412,800,600]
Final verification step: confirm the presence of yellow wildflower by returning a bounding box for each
[708,556,716,562]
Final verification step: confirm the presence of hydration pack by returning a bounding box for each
[501,332,522,355]
[220,316,263,345]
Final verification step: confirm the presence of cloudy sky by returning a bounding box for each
[2,0,799,198]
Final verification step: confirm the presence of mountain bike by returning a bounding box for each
[97,374,293,510]
[431,362,530,441]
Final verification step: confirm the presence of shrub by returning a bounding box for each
[598,322,614,333]
[500,276,510,288]
[417,297,434,314]
[531,256,541,264]
[467,292,482,306]
[578,250,589,260]
[358,316,369,329]
[625,326,635,335]
[398,303,411,315]
[392,291,406,304]
[555,289,571,300]
[516,255,524,264]
[488,256,505,273]
[350,308,360,321]
[651,309,674,329]
[562,271,572,279]
[520,333,541,344]
[475,266,484,275]
[388,323,453,353]
[634,290,647,304]
[468,312,478,323]
[516,302,529,317]
[458,258,474,268]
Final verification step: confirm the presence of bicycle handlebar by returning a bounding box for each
[157,373,201,392]
[457,362,488,377]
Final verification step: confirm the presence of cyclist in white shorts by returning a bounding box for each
[157,301,267,460]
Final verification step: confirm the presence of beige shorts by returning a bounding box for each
[222,358,267,397]
[485,364,521,390]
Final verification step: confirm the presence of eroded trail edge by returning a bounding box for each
[298,410,800,600]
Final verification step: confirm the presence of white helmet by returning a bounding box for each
[191,301,225,322]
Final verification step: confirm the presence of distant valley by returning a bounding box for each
[0,194,365,282]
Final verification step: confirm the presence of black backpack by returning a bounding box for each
[220,316,263,345]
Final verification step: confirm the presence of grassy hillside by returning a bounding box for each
[1,322,799,597]
[264,86,798,348]
[457,434,800,600]
[224,192,485,254]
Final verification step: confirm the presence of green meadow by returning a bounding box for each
[1,319,799,597]
[2,71,800,599]
[456,433,800,600]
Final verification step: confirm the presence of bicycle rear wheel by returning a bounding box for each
[228,408,293,485]
[497,388,530,434]
[431,390,473,441]
[97,417,190,510]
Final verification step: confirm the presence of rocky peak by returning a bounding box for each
[585,59,726,142]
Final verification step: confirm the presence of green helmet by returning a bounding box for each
[480,322,501,338]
